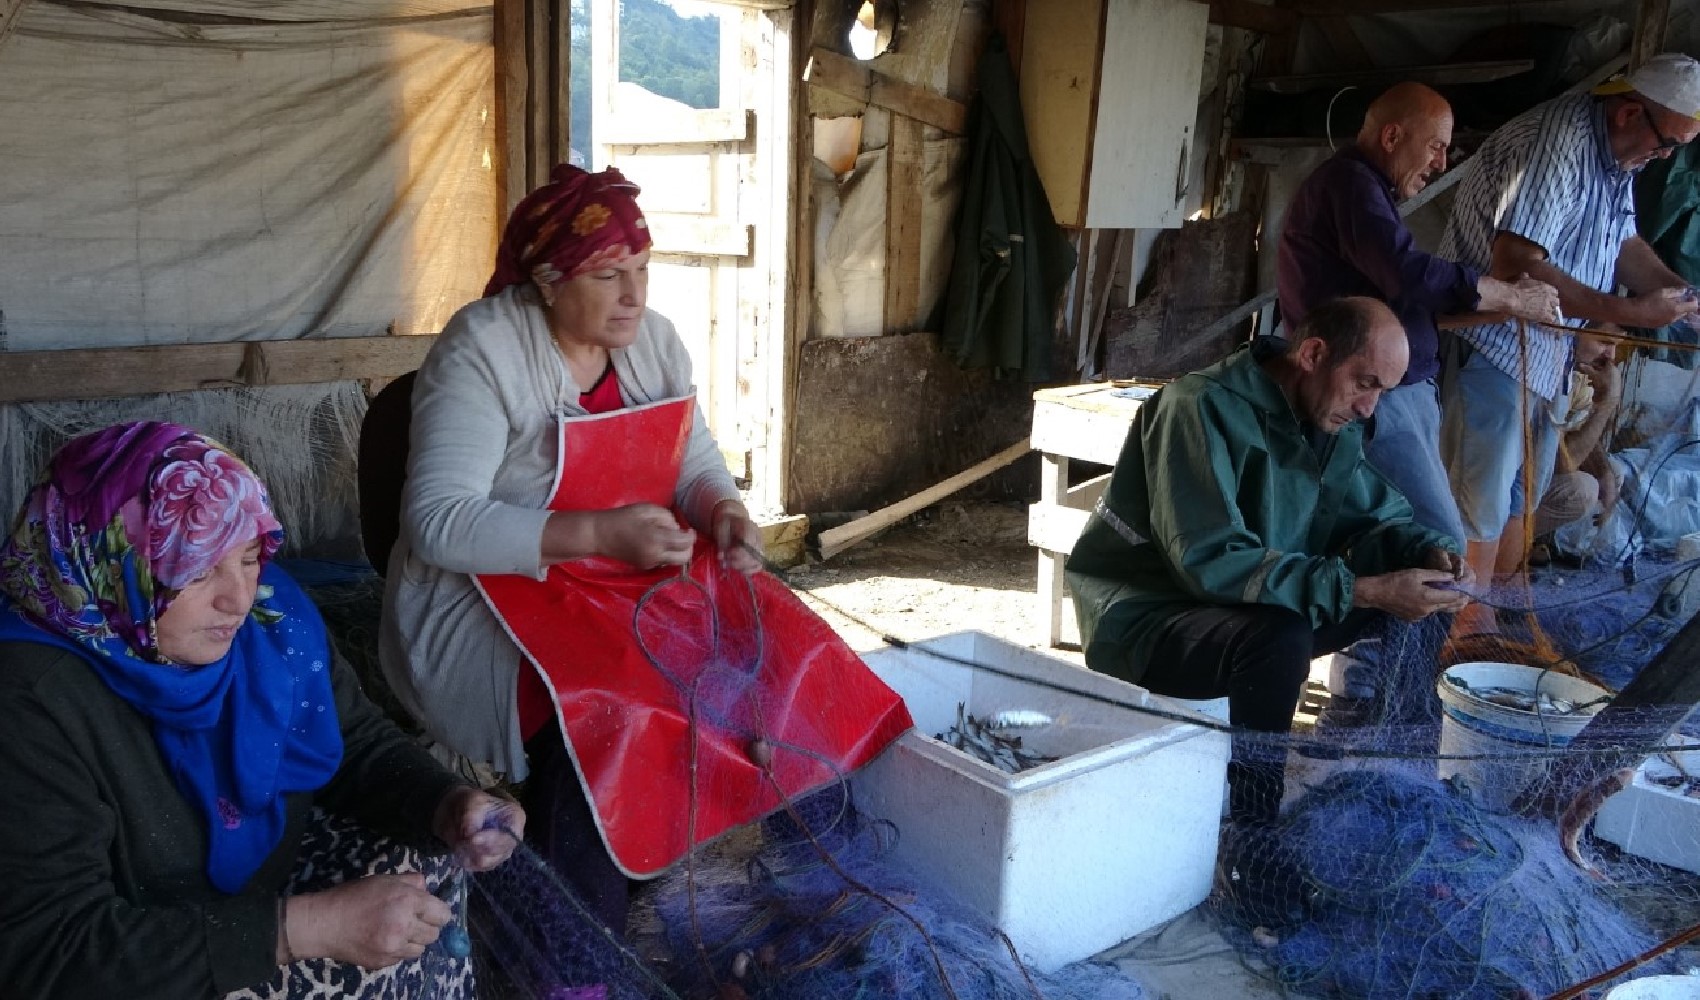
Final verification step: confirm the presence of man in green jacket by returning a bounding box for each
[1067,297,1470,915]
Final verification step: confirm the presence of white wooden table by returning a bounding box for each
[1028,383,1152,648]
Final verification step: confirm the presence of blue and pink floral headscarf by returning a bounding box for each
[484,163,653,297]
[0,422,342,893]
[0,422,284,658]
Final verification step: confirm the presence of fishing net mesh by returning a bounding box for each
[288,542,1700,1000]
[0,383,367,559]
[286,330,1700,1000]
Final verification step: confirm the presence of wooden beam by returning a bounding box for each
[1532,606,1700,817]
[803,46,968,135]
[0,0,28,51]
[1630,0,1670,72]
[1290,0,1565,12]
[1207,0,1296,35]
[0,336,437,404]
[644,214,754,258]
[1251,58,1535,94]
[600,109,752,146]
[759,513,809,569]
[816,440,1032,560]
[883,114,925,333]
[1314,16,1371,70]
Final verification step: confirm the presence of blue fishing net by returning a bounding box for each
[297,536,1700,1000]
[1263,770,1667,999]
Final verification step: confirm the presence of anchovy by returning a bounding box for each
[986,710,1053,730]
[936,703,1060,774]
[1559,768,1634,877]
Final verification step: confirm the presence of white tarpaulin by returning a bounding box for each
[0,0,497,350]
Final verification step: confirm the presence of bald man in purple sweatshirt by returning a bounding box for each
[1278,82,1558,548]
[1276,83,1557,722]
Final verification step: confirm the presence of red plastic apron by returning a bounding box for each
[474,396,913,878]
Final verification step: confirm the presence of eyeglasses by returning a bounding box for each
[1635,99,1685,153]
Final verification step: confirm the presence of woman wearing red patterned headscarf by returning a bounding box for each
[377,164,913,961]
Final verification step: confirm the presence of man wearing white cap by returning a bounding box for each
[1438,52,1700,648]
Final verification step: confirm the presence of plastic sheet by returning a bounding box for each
[476,397,913,877]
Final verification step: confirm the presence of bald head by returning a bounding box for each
[1284,297,1409,432]
[1357,82,1455,200]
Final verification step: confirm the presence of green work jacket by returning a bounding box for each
[1065,347,1456,683]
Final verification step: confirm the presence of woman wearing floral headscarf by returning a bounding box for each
[380,164,909,942]
[0,422,524,999]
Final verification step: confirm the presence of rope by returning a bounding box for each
[1544,918,1700,1000]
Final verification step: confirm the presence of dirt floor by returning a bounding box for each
[782,499,1067,658]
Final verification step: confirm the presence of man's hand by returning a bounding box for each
[1574,337,1621,398]
[1421,546,1477,597]
[1422,547,1462,578]
[1479,273,1561,325]
[1353,568,1470,621]
[1598,467,1622,522]
[1630,286,1699,329]
[432,786,525,872]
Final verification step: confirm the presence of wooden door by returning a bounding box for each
[590,1,795,512]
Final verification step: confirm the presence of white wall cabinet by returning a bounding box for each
[1019,0,1210,229]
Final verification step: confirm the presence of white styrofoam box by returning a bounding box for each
[852,631,1231,972]
[1660,533,1700,620]
[1595,739,1700,875]
[1169,696,1230,722]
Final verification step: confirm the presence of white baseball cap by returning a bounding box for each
[1597,53,1700,120]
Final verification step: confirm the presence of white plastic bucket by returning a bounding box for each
[1436,662,1610,812]
[1605,975,1700,999]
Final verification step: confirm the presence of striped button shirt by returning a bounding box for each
[1439,94,1638,400]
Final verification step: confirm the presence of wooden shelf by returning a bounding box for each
[1251,58,1535,94]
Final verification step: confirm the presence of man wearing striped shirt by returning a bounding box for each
[1438,53,1700,642]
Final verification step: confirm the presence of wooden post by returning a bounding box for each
[1630,0,1670,72]
[883,114,925,333]
[1536,608,1700,814]
[783,0,816,515]
[493,0,529,219]
[551,0,571,168]
[1037,448,1071,647]
[493,0,569,218]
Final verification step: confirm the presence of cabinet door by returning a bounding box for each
[1084,0,1209,229]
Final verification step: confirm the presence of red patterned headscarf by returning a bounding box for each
[485,164,653,297]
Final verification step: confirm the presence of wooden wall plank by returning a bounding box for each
[804,47,967,134]
[0,336,437,405]
[645,214,755,257]
[1207,0,1297,34]
[883,114,925,333]
[600,109,752,146]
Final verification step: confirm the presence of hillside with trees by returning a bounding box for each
[570,0,721,161]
